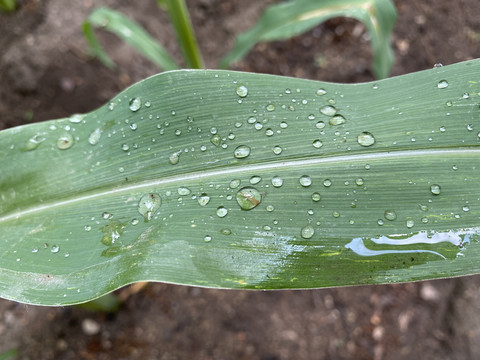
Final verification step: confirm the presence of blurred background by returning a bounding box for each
[1,0,480,359]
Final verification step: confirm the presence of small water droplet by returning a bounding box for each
[131,219,139,225]
[230,179,241,189]
[299,175,312,187]
[130,123,138,131]
[433,63,443,68]
[463,92,470,99]
[236,84,248,98]
[51,245,60,253]
[316,121,325,129]
[25,134,46,151]
[406,219,414,228]
[221,228,232,235]
[265,128,274,136]
[266,104,275,112]
[138,193,162,221]
[32,248,38,253]
[357,132,375,147]
[216,206,228,217]
[280,121,288,128]
[198,193,210,206]
[236,187,262,210]
[88,128,103,145]
[56,134,74,150]
[329,115,345,125]
[440,126,446,133]
[250,176,262,185]
[320,105,337,116]
[121,143,130,151]
[271,176,283,187]
[463,205,470,212]
[323,179,332,187]
[316,89,327,96]
[437,80,449,89]
[204,235,212,242]
[129,97,142,111]
[301,225,315,239]
[68,114,85,123]
[84,225,92,231]
[169,152,180,165]
[384,210,397,221]
[312,139,323,148]
[178,187,191,196]
[377,219,384,226]
[272,145,283,155]
[430,184,441,195]
[333,211,340,218]
[355,178,364,186]
[102,212,113,220]
[266,205,274,212]
[234,145,251,159]
[311,192,321,201]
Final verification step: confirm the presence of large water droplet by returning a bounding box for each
[320,105,337,116]
[198,193,210,206]
[56,134,74,150]
[230,179,241,189]
[273,145,283,155]
[236,187,262,210]
[236,84,248,98]
[88,128,103,145]
[430,184,441,195]
[216,206,228,217]
[234,145,250,159]
[68,114,85,123]
[437,80,449,89]
[357,132,375,147]
[250,176,262,185]
[129,97,142,111]
[312,139,323,148]
[301,225,315,239]
[299,175,312,187]
[138,193,162,221]
[25,134,46,151]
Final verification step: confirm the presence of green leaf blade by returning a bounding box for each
[1,60,480,305]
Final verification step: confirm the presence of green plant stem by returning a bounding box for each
[164,0,204,69]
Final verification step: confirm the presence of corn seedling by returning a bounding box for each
[1,59,480,305]
[84,0,396,78]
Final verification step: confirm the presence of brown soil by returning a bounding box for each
[1,0,480,359]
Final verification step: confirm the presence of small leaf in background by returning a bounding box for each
[83,7,179,71]
[220,0,397,79]
[1,60,480,305]
[0,0,16,13]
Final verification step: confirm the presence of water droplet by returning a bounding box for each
[316,88,327,96]
[384,210,397,221]
[216,206,228,217]
[440,126,446,132]
[88,128,103,145]
[316,121,325,129]
[230,179,240,189]
[254,123,263,130]
[102,212,113,220]
[280,121,288,128]
[406,219,414,228]
[266,205,274,212]
[204,235,212,242]
[301,225,315,239]
[84,225,92,231]
[421,217,429,224]
[271,176,283,187]
[130,123,138,131]
[446,100,452,107]
[178,187,191,196]
[377,219,384,226]
[355,178,364,186]
[138,193,162,221]
[299,175,312,187]
[312,139,323,148]
[56,134,74,150]
[265,128,274,136]
[437,80,449,89]
[234,145,251,159]
[308,114,316,120]
[25,134,46,151]
[329,115,345,126]
[236,187,262,210]
[51,245,60,253]
[372,84,379,90]
[236,84,248,97]
[323,179,332,187]
[131,219,139,225]
[357,132,375,147]
[467,124,473,131]
[68,114,85,123]
[221,228,232,235]
[32,248,38,253]
[433,63,443,68]
[198,193,210,206]
[129,97,142,111]
[463,92,470,99]
[430,184,441,195]
[311,192,321,202]
[463,205,470,212]
[266,104,275,111]
[169,152,180,165]
[273,145,283,155]
[121,143,130,151]
[250,176,262,185]
[320,105,337,116]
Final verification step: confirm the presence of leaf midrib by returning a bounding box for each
[1,147,478,224]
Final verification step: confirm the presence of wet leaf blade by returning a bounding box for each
[84,7,179,71]
[220,0,397,78]
[1,60,480,305]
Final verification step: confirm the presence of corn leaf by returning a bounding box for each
[84,7,179,71]
[1,60,480,305]
[220,0,397,79]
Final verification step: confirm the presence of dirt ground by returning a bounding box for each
[1,0,480,359]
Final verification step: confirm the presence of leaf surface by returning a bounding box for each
[1,60,480,305]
